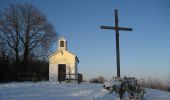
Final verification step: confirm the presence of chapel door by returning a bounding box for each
[58,64,66,82]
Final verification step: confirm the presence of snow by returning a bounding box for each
[0,81,170,100]
[103,79,121,87]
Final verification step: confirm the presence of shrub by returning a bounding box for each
[89,76,106,83]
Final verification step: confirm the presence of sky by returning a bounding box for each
[1,0,170,82]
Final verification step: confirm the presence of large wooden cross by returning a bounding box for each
[101,9,133,77]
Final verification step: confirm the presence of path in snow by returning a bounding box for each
[0,82,170,100]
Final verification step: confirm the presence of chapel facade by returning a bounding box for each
[48,37,79,82]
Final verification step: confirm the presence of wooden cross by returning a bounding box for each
[101,9,133,77]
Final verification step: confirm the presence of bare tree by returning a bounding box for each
[0,3,57,72]
[0,4,21,72]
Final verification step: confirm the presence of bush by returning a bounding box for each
[89,76,106,83]
[167,86,170,92]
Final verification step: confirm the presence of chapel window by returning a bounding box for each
[60,41,64,47]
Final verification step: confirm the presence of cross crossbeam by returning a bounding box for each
[101,26,133,31]
[100,9,133,77]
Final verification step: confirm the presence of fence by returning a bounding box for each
[58,73,83,84]
[18,72,41,82]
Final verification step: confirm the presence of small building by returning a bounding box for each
[48,37,80,82]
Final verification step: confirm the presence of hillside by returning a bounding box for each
[0,82,170,100]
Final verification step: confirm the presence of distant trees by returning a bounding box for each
[0,3,57,82]
[138,77,170,92]
[0,48,9,82]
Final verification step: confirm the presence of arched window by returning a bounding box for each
[60,41,64,47]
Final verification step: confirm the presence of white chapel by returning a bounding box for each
[48,37,79,82]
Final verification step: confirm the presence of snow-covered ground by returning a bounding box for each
[0,81,170,100]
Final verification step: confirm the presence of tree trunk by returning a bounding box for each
[15,49,20,80]
[23,45,29,73]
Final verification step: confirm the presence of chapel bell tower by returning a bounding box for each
[58,37,67,51]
